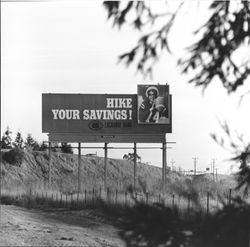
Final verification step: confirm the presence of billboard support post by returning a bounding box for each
[78,143,81,193]
[133,143,137,189]
[162,142,166,190]
[48,141,51,189]
[104,143,108,189]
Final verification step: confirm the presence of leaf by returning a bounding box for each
[210,133,218,143]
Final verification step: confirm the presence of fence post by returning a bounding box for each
[229,189,232,205]
[92,188,95,204]
[206,192,209,215]
[216,192,219,209]
[84,190,87,204]
[188,193,191,214]
[107,187,110,202]
[77,192,79,206]
[99,187,102,199]
[45,192,47,205]
[60,193,62,205]
[115,189,118,204]
[71,194,73,207]
[125,191,127,206]
[146,192,149,205]
[172,194,175,208]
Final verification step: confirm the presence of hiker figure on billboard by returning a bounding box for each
[138,85,169,124]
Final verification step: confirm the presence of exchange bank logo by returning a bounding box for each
[88,120,104,131]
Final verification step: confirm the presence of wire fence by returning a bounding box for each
[2,187,244,216]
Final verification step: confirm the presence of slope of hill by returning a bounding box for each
[1,150,236,196]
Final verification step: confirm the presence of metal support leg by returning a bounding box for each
[162,142,166,190]
[48,141,51,189]
[78,143,81,193]
[133,143,137,189]
[104,143,108,189]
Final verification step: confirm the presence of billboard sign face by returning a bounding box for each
[42,85,171,135]
[137,84,170,124]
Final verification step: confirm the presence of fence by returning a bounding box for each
[1,187,241,215]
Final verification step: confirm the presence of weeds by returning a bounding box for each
[1,188,250,247]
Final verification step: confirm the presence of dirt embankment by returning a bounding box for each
[0,205,125,247]
[1,150,163,193]
[1,150,236,195]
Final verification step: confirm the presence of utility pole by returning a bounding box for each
[171,160,175,171]
[212,158,216,180]
[192,157,198,176]
[162,141,176,190]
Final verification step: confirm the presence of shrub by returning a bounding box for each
[3,148,24,166]
[60,142,73,154]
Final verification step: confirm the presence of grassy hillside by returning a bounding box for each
[1,150,236,197]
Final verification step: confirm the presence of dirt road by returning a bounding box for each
[0,205,126,246]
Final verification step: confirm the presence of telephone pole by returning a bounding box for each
[192,157,198,176]
[212,158,216,180]
[171,160,175,171]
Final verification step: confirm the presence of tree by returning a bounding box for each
[103,1,250,192]
[103,1,250,93]
[25,133,39,151]
[1,126,12,149]
[39,142,48,151]
[123,152,141,163]
[179,1,250,93]
[60,142,73,154]
[123,154,129,160]
[13,131,24,149]
[2,148,24,166]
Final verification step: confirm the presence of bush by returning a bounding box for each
[61,142,73,154]
[3,148,24,166]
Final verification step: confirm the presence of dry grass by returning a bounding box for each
[1,149,240,209]
[1,150,249,247]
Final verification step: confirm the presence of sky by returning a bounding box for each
[1,0,250,174]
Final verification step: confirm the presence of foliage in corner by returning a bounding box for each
[103,1,250,92]
[211,121,250,196]
[179,1,250,93]
[103,1,183,77]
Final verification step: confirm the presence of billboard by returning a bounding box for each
[42,86,171,135]
[137,84,170,124]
